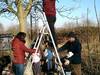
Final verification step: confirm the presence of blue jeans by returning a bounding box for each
[47,60,52,70]
[13,64,24,75]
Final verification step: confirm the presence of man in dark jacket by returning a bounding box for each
[58,32,82,75]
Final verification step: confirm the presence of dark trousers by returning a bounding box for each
[32,62,41,75]
[46,16,57,46]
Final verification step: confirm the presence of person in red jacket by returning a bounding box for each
[43,0,57,46]
[12,32,36,75]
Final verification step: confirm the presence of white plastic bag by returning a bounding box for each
[32,53,40,63]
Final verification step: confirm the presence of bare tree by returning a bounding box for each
[0,0,37,32]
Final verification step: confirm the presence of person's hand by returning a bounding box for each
[33,48,40,53]
[32,48,37,53]
[64,59,70,65]
[33,48,38,51]
[41,61,44,65]
[59,63,62,67]
[65,39,70,42]
[69,37,75,42]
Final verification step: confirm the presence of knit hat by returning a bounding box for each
[65,32,76,38]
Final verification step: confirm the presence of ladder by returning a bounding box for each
[30,11,65,75]
[25,1,65,74]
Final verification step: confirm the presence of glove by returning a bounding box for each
[67,51,74,58]
[64,59,70,65]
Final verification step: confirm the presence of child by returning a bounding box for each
[41,41,54,75]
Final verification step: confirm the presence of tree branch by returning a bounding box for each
[24,0,34,17]
[0,0,17,16]
[7,4,17,16]
[3,0,8,4]
[0,9,7,15]
[15,0,19,6]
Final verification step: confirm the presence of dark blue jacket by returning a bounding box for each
[58,39,82,64]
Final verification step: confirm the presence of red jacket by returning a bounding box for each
[12,38,35,64]
[43,0,56,16]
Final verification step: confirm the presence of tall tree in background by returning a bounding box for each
[0,0,36,32]
[94,0,100,42]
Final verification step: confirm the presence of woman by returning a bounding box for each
[12,32,36,75]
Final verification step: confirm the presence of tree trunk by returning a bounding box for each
[18,14,26,32]
[17,1,26,32]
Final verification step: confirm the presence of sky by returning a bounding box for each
[56,0,100,27]
[0,0,100,29]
